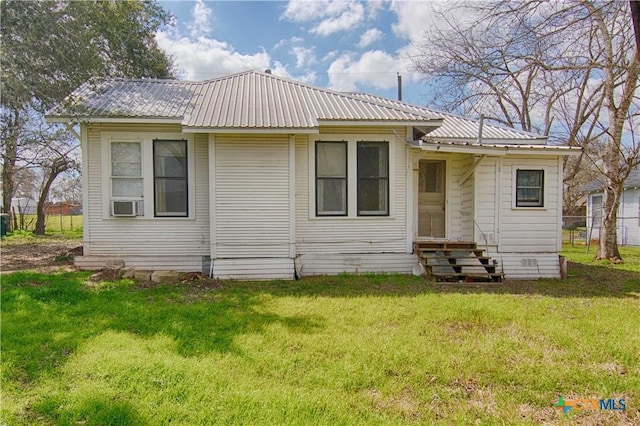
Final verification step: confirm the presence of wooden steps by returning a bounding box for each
[415,241,503,283]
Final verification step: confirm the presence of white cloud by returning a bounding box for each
[156,31,271,80]
[327,50,410,92]
[389,0,438,41]
[190,0,213,38]
[357,28,383,48]
[291,45,316,68]
[281,0,366,36]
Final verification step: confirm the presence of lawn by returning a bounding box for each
[1,251,639,424]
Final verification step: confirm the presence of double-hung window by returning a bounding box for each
[357,142,389,216]
[315,142,347,216]
[515,169,544,207]
[111,141,143,199]
[153,139,188,217]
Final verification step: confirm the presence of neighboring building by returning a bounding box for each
[44,202,82,216]
[47,71,579,279]
[583,166,640,246]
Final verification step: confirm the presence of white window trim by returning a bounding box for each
[511,166,547,210]
[101,132,196,220]
[308,134,396,219]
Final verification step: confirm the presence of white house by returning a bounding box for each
[584,166,640,246]
[47,71,579,280]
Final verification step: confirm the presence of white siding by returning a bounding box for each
[81,125,210,268]
[497,157,561,252]
[588,188,640,246]
[461,156,475,241]
[75,255,205,272]
[295,129,409,254]
[619,188,640,246]
[492,252,561,279]
[214,135,290,258]
[474,157,499,245]
[295,253,417,276]
[212,258,294,280]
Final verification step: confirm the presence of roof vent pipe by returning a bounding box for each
[397,73,402,101]
[264,69,272,74]
[477,114,484,144]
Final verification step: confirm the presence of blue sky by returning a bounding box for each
[156,1,444,104]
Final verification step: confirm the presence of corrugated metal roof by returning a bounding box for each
[47,78,201,119]
[347,93,546,142]
[48,71,442,128]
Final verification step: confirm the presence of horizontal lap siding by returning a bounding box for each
[295,129,408,254]
[212,258,294,280]
[215,136,290,258]
[75,255,205,272]
[295,253,417,275]
[620,189,640,246]
[498,157,560,252]
[84,126,210,261]
[493,252,561,279]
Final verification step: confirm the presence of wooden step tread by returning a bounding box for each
[430,272,503,278]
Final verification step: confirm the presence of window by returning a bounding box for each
[111,141,143,199]
[357,142,389,216]
[154,140,188,217]
[515,169,544,207]
[591,195,602,228]
[315,142,347,216]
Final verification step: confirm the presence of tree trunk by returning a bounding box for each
[596,184,622,260]
[2,111,19,214]
[34,163,64,235]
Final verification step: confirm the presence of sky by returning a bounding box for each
[156,0,444,105]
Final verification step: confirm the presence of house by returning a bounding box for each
[47,70,579,280]
[583,166,640,246]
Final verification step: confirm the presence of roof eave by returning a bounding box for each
[416,142,582,156]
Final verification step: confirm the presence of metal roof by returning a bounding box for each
[48,71,443,129]
[582,165,640,192]
[347,93,547,143]
[47,78,201,120]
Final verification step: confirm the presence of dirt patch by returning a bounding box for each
[1,238,82,272]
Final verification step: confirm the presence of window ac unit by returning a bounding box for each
[111,200,137,217]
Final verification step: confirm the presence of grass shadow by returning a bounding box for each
[1,271,325,383]
[425,262,639,298]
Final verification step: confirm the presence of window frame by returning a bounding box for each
[591,194,603,228]
[106,138,145,218]
[357,141,389,216]
[315,141,348,217]
[514,168,545,208]
[153,139,189,218]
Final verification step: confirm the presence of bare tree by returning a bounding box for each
[16,111,79,235]
[411,0,639,261]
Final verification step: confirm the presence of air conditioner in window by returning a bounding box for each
[111,200,138,217]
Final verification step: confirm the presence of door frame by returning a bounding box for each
[413,155,450,240]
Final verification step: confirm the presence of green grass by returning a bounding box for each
[5,214,82,234]
[562,245,640,273]
[2,262,639,424]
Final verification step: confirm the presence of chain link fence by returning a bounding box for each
[563,215,640,248]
